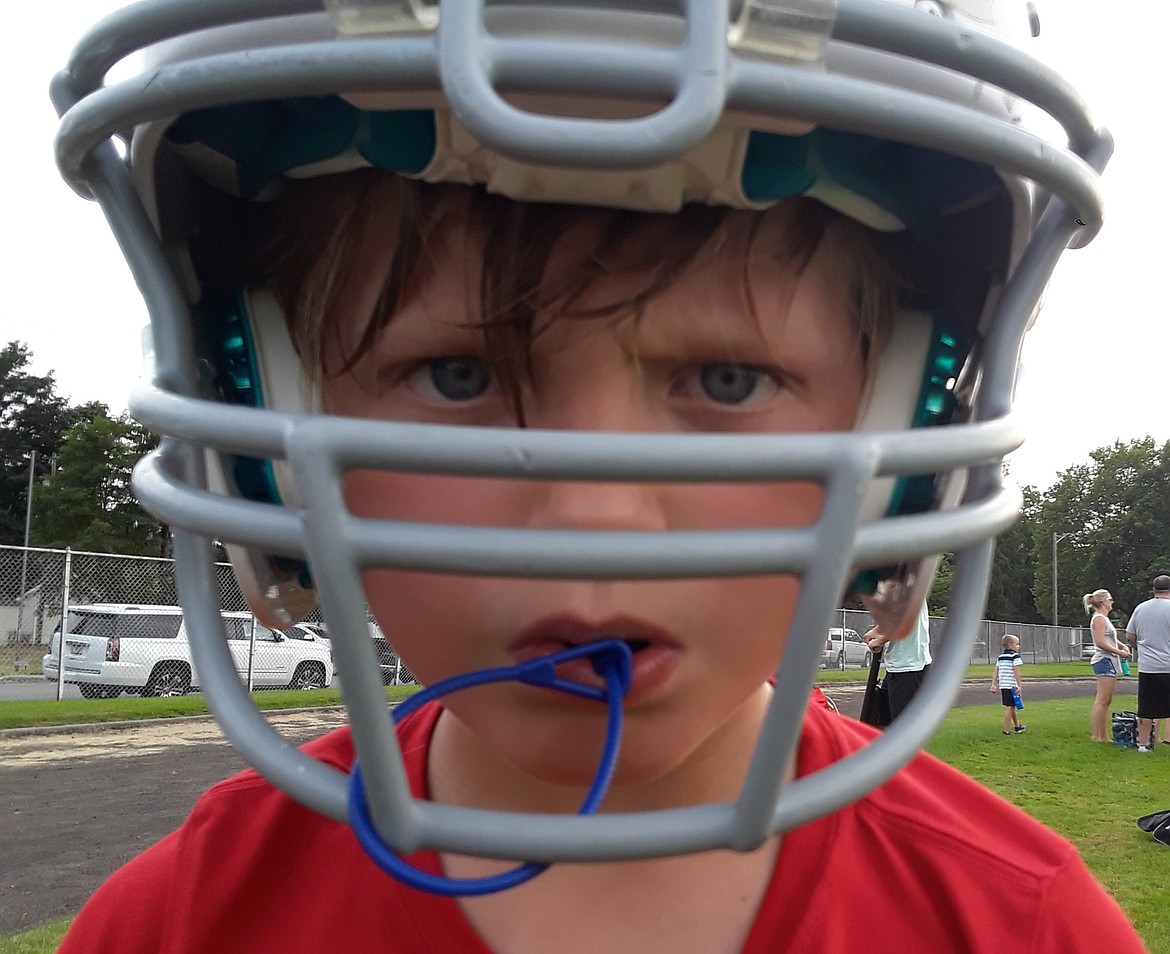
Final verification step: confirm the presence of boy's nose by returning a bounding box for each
[522,338,669,531]
[526,477,668,533]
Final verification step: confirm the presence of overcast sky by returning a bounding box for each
[9,2,1167,493]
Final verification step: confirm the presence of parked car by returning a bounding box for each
[821,627,870,669]
[284,621,331,648]
[286,619,415,685]
[42,603,334,698]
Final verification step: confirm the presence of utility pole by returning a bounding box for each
[1052,531,1074,628]
[16,451,36,643]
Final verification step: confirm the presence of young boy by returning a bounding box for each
[51,2,1143,951]
[992,633,1027,735]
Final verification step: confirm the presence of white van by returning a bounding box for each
[42,603,334,698]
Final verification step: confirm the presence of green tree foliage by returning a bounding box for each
[927,552,953,614]
[0,341,86,545]
[29,411,166,556]
[984,486,1044,624]
[1031,437,1170,626]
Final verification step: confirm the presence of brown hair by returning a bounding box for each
[198,170,899,416]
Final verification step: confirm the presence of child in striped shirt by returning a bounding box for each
[991,634,1026,735]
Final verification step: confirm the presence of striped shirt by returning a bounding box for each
[995,650,1022,689]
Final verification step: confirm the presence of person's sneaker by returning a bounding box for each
[1138,745,1152,753]
[1014,725,1027,734]
[1002,730,1011,736]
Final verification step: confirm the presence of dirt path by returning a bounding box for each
[0,710,347,937]
[0,679,1124,936]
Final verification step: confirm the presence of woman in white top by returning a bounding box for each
[1084,589,1132,742]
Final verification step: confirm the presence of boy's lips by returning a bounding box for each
[508,615,682,702]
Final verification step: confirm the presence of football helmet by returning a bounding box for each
[52,0,1110,880]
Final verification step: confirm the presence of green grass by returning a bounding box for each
[817,660,1094,682]
[0,686,418,731]
[0,659,43,678]
[2,693,1164,953]
[0,921,69,954]
[926,694,1168,952]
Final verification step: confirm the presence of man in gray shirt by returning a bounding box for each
[1125,575,1170,752]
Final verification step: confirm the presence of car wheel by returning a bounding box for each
[835,651,844,668]
[863,651,873,669]
[145,662,192,697]
[289,662,327,691]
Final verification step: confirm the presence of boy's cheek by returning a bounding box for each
[341,470,524,526]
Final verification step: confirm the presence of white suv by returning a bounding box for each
[821,627,870,669]
[42,604,334,698]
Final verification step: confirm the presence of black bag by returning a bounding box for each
[1112,710,1138,748]
[859,646,891,728]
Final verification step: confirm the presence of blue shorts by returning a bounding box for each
[1091,657,1118,677]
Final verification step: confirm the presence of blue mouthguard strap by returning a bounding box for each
[347,638,633,896]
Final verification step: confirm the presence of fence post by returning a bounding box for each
[246,614,257,692]
[56,547,72,702]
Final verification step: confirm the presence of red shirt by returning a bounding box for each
[60,703,1146,953]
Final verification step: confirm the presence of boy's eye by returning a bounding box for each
[683,364,778,406]
[408,357,492,402]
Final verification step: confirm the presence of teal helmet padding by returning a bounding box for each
[204,293,284,504]
[743,128,1002,243]
[166,96,1003,248]
[169,98,436,199]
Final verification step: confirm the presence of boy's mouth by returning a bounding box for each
[508,617,679,698]
[509,616,668,659]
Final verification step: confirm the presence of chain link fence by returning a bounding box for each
[2,544,1089,697]
[823,609,1089,671]
[0,544,415,698]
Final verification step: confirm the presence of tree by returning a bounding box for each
[30,411,167,556]
[1031,437,1170,626]
[0,341,85,545]
[927,552,954,614]
[984,486,1043,623]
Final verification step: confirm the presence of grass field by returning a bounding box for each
[1,691,1164,952]
[0,686,416,731]
[815,660,1097,683]
[926,694,1167,952]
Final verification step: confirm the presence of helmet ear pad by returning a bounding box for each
[204,288,319,628]
[854,310,934,523]
[852,310,969,637]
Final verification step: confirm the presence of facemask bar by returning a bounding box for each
[138,402,1020,860]
[51,0,1111,864]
